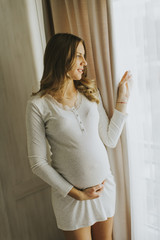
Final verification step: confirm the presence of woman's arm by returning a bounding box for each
[26,100,73,197]
[68,181,106,200]
[97,71,132,148]
[97,92,127,148]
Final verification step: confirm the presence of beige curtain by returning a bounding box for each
[46,0,131,239]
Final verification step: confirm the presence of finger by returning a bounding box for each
[95,185,104,193]
[121,71,128,82]
[120,75,132,87]
[120,71,132,85]
[95,187,103,193]
[91,191,101,199]
[94,184,103,192]
[86,189,100,198]
[96,188,104,194]
[127,77,133,87]
[92,194,100,199]
[122,78,133,92]
[101,180,106,185]
[126,82,129,91]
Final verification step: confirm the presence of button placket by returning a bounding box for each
[71,108,85,132]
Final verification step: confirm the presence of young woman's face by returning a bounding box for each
[67,42,87,80]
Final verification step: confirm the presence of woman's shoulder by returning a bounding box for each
[27,92,44,107]
[27,92,41,101]
[26,92,50,115]
[26,92,60,120]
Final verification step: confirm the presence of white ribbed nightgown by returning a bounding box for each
[25,90,127,230]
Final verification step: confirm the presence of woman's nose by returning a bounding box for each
[82,57,87,66]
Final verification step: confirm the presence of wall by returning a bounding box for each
[0,0,64,239]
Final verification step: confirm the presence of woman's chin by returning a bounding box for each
[74,77,82,81]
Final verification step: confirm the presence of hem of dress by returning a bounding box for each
[57,214,115,231]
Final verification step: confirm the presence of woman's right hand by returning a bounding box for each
[78,180,106,200]
[68,180,106,200]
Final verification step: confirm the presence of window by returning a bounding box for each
[109,0,160,239]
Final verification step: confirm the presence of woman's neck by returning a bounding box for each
[51,80,78,108]
[49,79,77,100]
[62,80,77,98]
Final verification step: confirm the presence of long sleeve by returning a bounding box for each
[25,100,73,197]
[97,91,128,148]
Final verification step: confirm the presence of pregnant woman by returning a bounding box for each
[26,33,132,240]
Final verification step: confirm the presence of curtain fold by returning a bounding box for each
[42,0,55,42]
[43,1,131,239]
[50,0,96,81]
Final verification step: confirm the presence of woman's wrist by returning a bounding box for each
[115,101,127,114]
[116,96,128,103]
[116,101,127,104]
[68,187,83,200]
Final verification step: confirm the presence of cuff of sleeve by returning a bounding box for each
[58,182,73,198]
[112,109,128,126]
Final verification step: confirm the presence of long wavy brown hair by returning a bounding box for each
[33,33,99,103]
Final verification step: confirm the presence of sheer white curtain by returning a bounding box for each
[25,0,46,91]
[109,0,160,239]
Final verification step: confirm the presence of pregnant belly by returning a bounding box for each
[51,140,111,189]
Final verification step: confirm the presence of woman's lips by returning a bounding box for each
[77,69,83,74]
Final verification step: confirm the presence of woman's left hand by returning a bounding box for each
[117,70,133,103]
